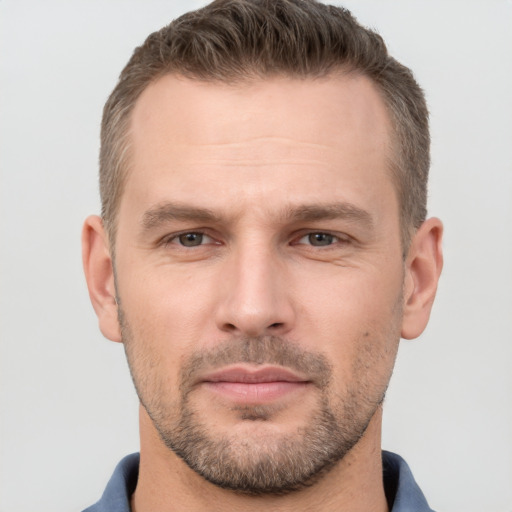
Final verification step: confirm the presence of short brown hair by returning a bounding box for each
[100,0,429,248]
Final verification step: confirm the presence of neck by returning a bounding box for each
[131,405,389,512]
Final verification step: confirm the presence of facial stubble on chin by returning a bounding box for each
[119,305,396,496]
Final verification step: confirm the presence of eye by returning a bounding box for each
[296,232,339,247]
[179,232,204,247]
[168,232,214,247]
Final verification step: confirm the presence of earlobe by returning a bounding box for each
[401,217,443,340]
[82,215,122,343]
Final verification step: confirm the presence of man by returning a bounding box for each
[82,0,443,510]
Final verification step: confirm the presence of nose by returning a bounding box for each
[214,242,296,337]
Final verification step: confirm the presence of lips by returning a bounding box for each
[200,365,310,404]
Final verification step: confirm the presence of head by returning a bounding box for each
[99,0,430,251]
[83,0,442,498]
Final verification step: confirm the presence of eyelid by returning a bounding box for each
[161,230,217,247]
[158,229,351,248]
[292,231,350,246]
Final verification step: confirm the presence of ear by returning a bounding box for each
[401,217,443,340]
[82,215,122,342]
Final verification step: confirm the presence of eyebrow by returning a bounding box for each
[281,203,373,228]
[140,201,373,231]
[141,203,220,231]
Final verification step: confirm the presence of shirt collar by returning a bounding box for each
[83,451,435,511]
[383,450,435,512]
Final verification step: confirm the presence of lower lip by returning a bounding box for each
[204,381,308,403]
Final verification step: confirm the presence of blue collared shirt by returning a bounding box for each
[83,451,435,511]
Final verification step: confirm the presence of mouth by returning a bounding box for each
[200,365,311,404]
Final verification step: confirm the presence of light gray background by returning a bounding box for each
[1,1,511,511]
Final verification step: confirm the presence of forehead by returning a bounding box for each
[122,73,396,223]
[131,72,392,153]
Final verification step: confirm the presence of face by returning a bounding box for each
[114,74,405,493]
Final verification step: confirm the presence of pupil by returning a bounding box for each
[309,233,333,246]
[179,233,203,246]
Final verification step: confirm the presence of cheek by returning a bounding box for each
[320,312,401,418]
[116,262,234,406]
[116,272,201,389]
[297,262,404,335]
[118,263,217,340]
[296,266,403,387]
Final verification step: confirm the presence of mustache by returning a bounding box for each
[180,336,332,390]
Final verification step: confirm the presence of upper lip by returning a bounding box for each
[200,365,309,384]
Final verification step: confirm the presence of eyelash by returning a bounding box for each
[294,232,347,248]
[162,231,216,248]
[162,230,349,249]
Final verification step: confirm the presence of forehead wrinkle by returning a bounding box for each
[174,136,341,150]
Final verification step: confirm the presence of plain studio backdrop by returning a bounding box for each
[1,1,511,511]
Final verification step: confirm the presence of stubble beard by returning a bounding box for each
[120,314,397,496]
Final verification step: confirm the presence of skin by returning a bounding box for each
[83,73,443,511]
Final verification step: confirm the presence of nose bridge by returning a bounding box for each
[216,235,294,336]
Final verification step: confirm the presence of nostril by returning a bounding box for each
[269,323,283,329]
